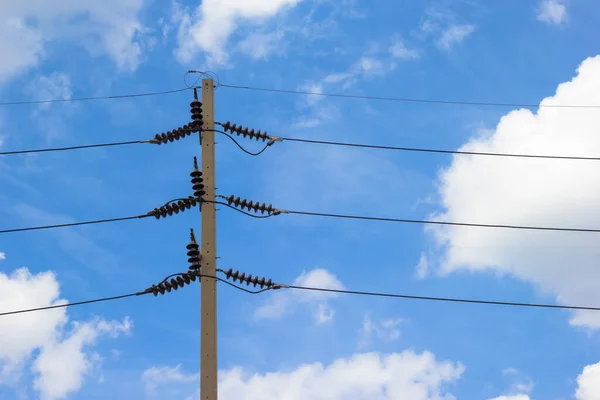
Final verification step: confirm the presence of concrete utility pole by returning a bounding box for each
[200,78,217,400]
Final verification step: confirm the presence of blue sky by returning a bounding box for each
[1,0,600,399]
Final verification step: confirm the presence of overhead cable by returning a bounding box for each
[0,196,202,235]
[218,192,600,233]
[286,210,600,233]
[0,125,198,157]
[279,137,600,161]
[284,285,600,312]
[0,87,191,106]
[0,292,144,317]
[219,83,600,109]
[214,270,600,312]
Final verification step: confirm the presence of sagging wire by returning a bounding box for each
[215,268,282,294]
[185,70,221,89]
[212,121,283,156]
[212,129,272,156]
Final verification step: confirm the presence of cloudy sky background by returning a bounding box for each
[1,0,600,398]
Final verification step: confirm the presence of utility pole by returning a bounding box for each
[200,78,217,400]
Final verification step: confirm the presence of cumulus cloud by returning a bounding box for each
[22,72,74,141]
[25,72,72,109]
[219,351,464,400]
[389,38,420,60]
[576,362,600,400]
[32,317,132,399]
[537,0,567,25]
[428,55,600,329]
[174,0,302,66]
[320,37,418,90]
[142,364,198,399]
[0,1,146,81]
[415,253,429,279]
[359,314,403,348]
[417,9,475,50]
[0,265,131,399]
[255,268,345,324]
[437,24,475,50]
[237,31,285,60]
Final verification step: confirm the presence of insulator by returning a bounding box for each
[187,228,201,271]
[223,268,274,289]
[151,124,196,145]
[147,270,200,297]
[190,156,205,198]
[149,196,199,220]
[224,194,274,214]
[190,97,203,129]
[218,121,269,142]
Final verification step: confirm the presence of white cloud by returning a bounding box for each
[437,24,475,50]
[25,72,72,113]
[219,351,465,400]
[488,396,530,400]
[360,314,403,348]
[0,266,131,399]
[32,317,132,400]
[142,364,198,398]
[416,253,429,279]
[0,252,5,261]
[389,38,420,60]
[238,31,285,60]
[501,367,534,395]
[174,0,302,66]
[576,362,600,400]
[427,55,600,329]
[255,268,345,324]
[417,9,475,50]
[0,1,146,81]
[537,0,567,25]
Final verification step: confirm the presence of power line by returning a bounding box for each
[220,83,600,109]
[280,137,600,161]
[0,292,143,317]
[0,87,191,106]
[0,140,143,156]
[0,215,144,234]
[287,210,600,233]
[215,271,600,312]
[214,120,600,161]
[217,192,600,233]
[1,125,198,156]
[5,131,600,162]
[284,284,600,312]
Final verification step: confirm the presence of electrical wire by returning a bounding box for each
[0,128,267,158]
[0,87,191,106]
[285,210,600,233]
[220,83,600,109]
[211,129,271,156]
[280,136,600,161]
[0,292,145,317]
[0,215,147,234]
[3,129,599,162]
[207,274,272,294]
[209,200,275,219]
[208,273,600,311]
[285,284,600,312]
[0,140,144,156]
